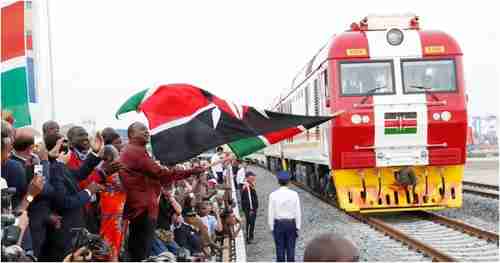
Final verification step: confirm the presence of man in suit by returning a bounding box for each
[241,171,258,244]
[66,126,102,234]
[43,133,117,261]
[120,122,206,261]
[9,128,55,259]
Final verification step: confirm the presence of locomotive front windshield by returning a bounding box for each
[402,59,457,93]
[340,61,394,96]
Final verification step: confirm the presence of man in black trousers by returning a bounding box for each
[240,171,258,244]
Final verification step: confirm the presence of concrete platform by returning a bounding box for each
[464,157,499,186]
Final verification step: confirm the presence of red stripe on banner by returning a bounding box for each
[401,119,417,126]
[384,119,417,128]
[384,119,399,128]
[241,105,250,118]
[140,84,211,130]
[263,127,302,144]
[1,1,25,62]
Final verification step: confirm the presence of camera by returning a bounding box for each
[1,188,31,262]
[71,228,111,261]
[1,245,32,262]
[61,139,69,154]
[1,188,21,247]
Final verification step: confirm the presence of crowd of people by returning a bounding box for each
[1,120,258,262]
[1,117,361,262]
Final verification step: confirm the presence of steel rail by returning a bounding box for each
[267,168,496,262]
[349,212,456,262]
[463,181,499,191]
[462,181,499,199]
[290,180,456,261]
[418,211,499,245]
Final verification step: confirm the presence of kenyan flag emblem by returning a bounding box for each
[384,112,417,135]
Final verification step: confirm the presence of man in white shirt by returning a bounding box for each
[268,171,301,262]
[210,147,224,184]
[236,161,247,190]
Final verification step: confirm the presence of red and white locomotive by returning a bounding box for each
[263,14,467,212]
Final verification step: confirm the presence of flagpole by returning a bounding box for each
[46,0,56,120]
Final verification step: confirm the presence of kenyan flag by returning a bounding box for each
[1,1,35,128]
[228,110,344,158]
[116,84,333,165]
[384,112,417,135]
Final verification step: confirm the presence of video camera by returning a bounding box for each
[71,228,111,262]
[1,187,21,246]
[1,188,32,262]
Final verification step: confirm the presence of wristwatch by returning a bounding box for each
[26,194,34,203]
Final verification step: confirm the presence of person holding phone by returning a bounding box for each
[43,132,113,261]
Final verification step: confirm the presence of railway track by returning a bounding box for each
[463,181,499,199]
[288,177,499,261]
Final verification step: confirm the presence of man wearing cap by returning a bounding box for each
[268,171,301,262]
[173,208,202,255]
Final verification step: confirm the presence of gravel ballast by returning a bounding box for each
[434,193,499,233]
[244,166,432,262]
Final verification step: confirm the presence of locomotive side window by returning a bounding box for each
[323,70,329,98]
[339,61,395,96]
[402,59,457,93]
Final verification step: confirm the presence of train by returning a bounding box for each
[258,14,467,213]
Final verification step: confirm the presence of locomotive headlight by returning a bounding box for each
[351,114,362,124]
[362,115,370,123]
[386,28,404,46]
[433,112,441,121]
[441,111,452,121]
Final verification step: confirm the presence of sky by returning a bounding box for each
[40,0,499,129]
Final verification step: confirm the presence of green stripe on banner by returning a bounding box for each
[228,136,266,158]
[1,67,31,127]
[115,88,148,118]
[384,127,417,135]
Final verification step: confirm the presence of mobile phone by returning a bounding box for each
[34,164,43,177]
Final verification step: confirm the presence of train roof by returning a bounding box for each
[269,14,463,110]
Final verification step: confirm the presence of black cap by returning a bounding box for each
[182,207,197,217]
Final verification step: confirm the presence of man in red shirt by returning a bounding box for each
[120,122,206,261]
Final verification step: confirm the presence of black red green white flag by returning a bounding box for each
[116,83,333,165]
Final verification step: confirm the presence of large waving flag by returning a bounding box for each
[116,84,332,165]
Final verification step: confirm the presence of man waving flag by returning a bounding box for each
[116,83,334,165]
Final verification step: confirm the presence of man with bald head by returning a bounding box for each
[303,233,360,262]
[120,121,207,261]
[8,126,56,259]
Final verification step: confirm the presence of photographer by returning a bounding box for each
[43,132,118,261]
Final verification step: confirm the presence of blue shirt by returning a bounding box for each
[201,215,218,236]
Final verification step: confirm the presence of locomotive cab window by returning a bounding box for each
[402,59,457,93]
[339,61,395,96]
